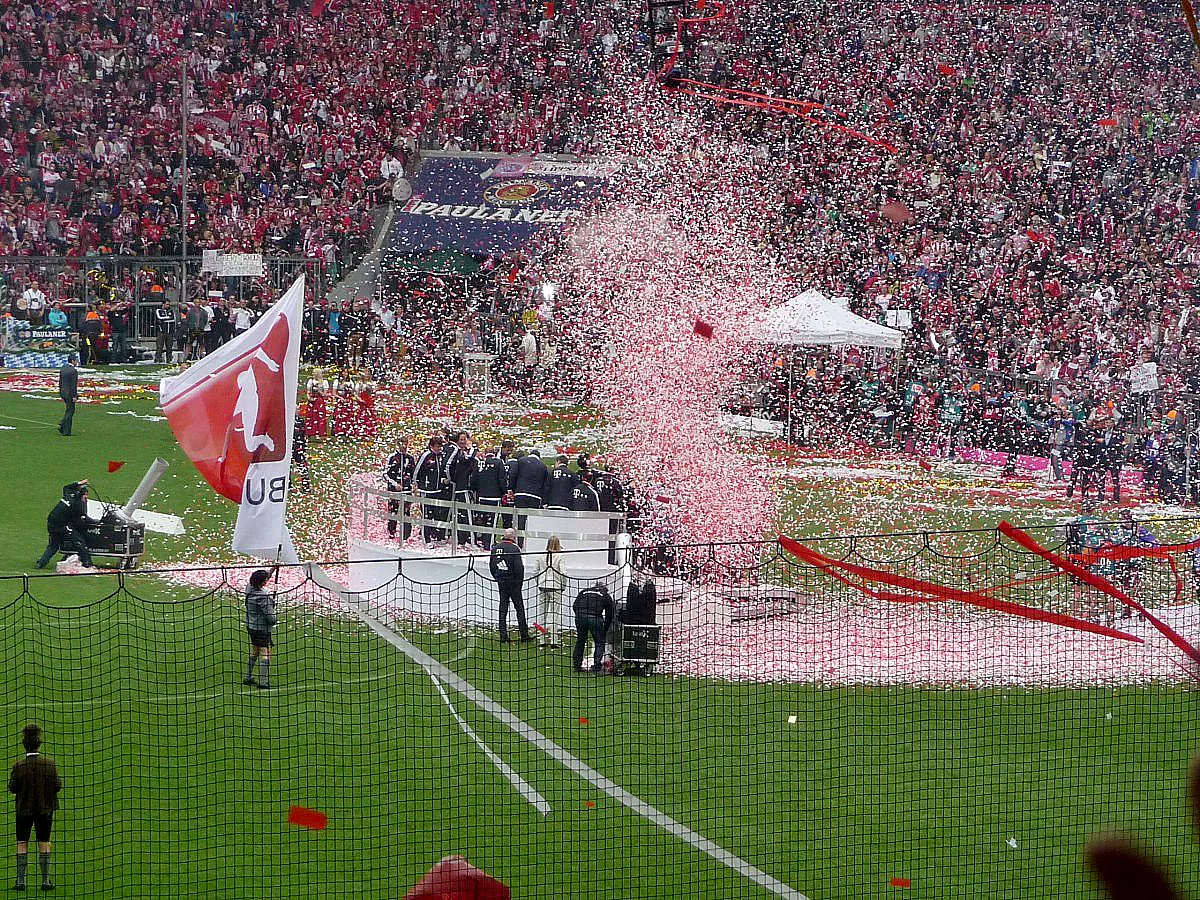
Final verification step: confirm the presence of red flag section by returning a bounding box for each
[160,312,292,503]
[107,460,125,473]
[778,535,1142,643]
[287,805,328,830]
[405,856,510,900]
[936,63,958,77]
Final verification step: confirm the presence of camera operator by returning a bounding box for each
[34,482,97,569]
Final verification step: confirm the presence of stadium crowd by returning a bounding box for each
[3,0,1200,495]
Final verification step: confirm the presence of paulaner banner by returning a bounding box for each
[1,321,77,368]
[385,155,615,258]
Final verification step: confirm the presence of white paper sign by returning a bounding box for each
[219,253,265,277]
[200,249,222,273]
[1130,362,1160,395]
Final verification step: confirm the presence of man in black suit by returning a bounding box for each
[384,436,416,540]
[545,454,578,510]
[413,435,448,543]
[511,449,550,535]
[471,448,509,549]
[443,431,479,546]
[57,355,78,436]
[591,456,626,563]
[8,724,61,892]
[489,528,530,643]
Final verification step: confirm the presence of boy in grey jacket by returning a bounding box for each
[243,569,278,689]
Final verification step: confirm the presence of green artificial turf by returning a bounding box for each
[0,372,1197,898]
[0,586,1196,899]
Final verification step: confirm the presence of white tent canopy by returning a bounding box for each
[752,288,903,350]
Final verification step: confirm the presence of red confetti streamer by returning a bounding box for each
[107,460,125,473]
[890,877,912,888]
[653,1,895,153]
[578,716,589,725]
[779,535,1142,643]
[287,805,328,830]
[585,801,596,808]
[1097,118,1119,127]
[999,523,1200,671]
[1183,0,1200,51]
[693,318,714,339]
[918,458,932,472]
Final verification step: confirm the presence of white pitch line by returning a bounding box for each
[329,575,808,900]
[429,672,552,816]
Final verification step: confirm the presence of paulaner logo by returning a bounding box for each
[483,180,553,205]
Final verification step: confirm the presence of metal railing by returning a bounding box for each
[357,486,625,552]
[0,254,324,345]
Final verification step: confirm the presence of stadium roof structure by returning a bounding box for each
[752,288,903,349]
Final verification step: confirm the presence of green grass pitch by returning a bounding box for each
[0,375,1197,898]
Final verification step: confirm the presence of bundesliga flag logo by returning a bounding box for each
[160,276,304,560]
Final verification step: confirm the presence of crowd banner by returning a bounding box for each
[200,249,222,273]
[218,253,266,278]
[1130,361,1160,395]
[385,155,615,259]
[0,319,78,368]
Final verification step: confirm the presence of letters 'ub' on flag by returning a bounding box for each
[159,276,304,561]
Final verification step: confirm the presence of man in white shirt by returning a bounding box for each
[231,301,253,336]
[21,283,46,326]
[380,153,404,180]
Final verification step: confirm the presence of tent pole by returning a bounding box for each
[787,353,794,450]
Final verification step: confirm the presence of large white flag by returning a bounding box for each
[159,276,304,561]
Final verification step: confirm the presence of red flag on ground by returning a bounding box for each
[107,461,125,473]
[405,856,510,900]
[287,806,328,830]
[693,318,714,339]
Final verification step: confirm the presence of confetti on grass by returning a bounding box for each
[287,806,328,831]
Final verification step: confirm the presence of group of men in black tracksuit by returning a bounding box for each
[383,437,627,548]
